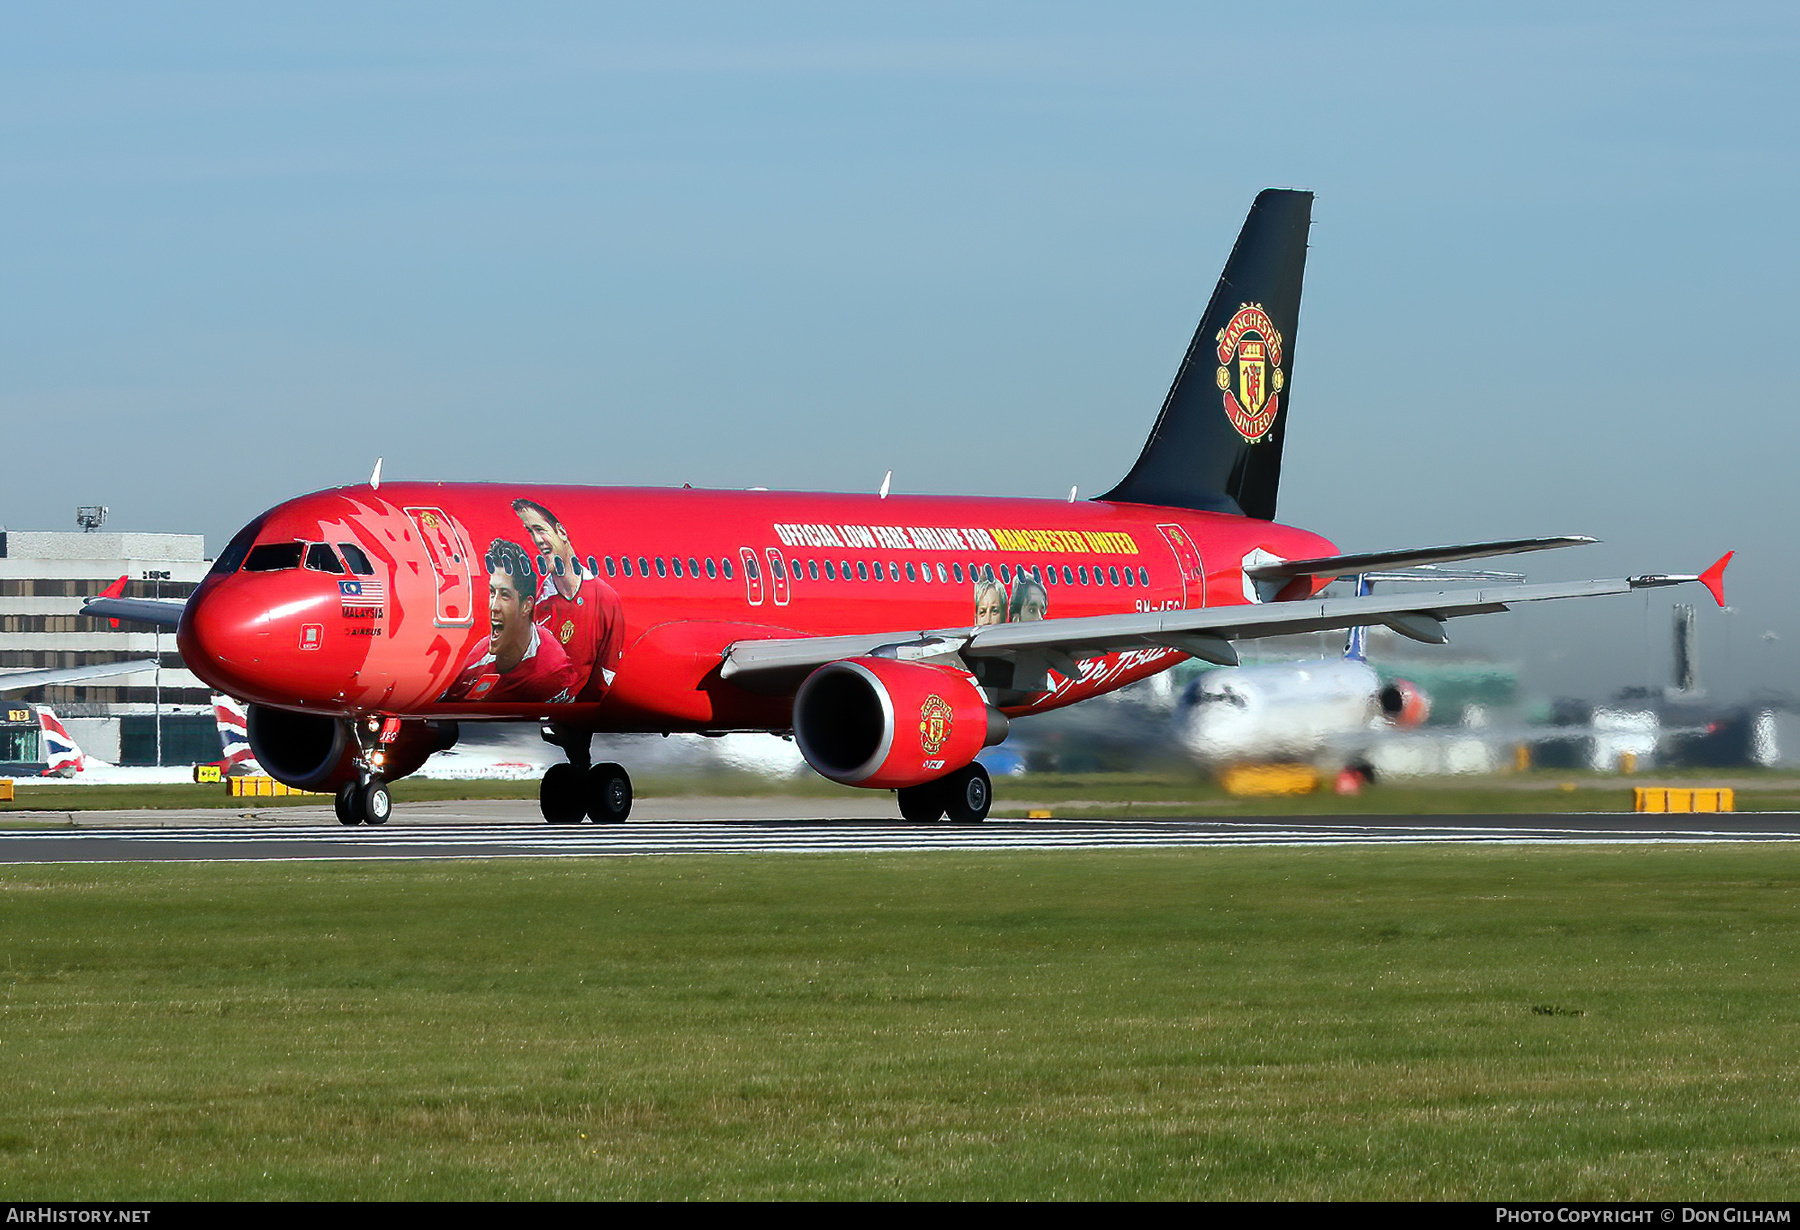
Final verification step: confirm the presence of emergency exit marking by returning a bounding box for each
[300,624,323,650]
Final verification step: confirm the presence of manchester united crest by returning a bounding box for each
[1214,303,1285,443]
[919,694,954,756]
[559,619,575,645]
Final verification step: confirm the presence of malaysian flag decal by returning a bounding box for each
[340,578,386,603]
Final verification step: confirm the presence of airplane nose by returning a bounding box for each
[177,578,272,698]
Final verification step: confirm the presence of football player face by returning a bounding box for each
[488,569,533,661]
[974,585,1005,626]
[1014,587,1047,621]
[516,509,571,562]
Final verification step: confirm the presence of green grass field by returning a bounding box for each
[3,847,1798,1199]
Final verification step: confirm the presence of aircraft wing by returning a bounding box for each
[720,560,1730,687]
[80,595,186,628]
[0,660,162,693]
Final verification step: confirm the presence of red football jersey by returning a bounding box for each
[442,622,581,704]
[535,570,625,701]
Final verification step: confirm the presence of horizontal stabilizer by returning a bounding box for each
[1243,535,1597,583]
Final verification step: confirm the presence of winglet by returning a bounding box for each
[98,575,127,629]
[1699,551,1733,608]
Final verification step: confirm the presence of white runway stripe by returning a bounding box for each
[3,816,1800,864]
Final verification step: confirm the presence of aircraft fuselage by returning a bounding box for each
[177,482,1337,730]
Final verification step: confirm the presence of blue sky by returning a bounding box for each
[3,3,1794,700]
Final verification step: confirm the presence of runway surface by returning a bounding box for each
[4,801,1800,864]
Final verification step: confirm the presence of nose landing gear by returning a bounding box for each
[334,779,392,826]
[334,716,395,826]
[540,724,633,824]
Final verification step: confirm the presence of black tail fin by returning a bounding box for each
[1100,188,1313,520]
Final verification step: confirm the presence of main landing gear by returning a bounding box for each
[897,761,992,824]
[539,723,633,824]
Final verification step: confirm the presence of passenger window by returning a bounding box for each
[1109,567,1120,585]
[856,562,868,581]
[906,563,917,582]
[1123,568,1134,586]
[244,543,304,572]
[773,557,786,580]
[1063,566,1074,585]
[952,563,963,583]
[722,558,734,580]
[839,560,850,579]
[537,554,550,576]
[706,557,718,580]
[1079,566,1090,584]
[621,557,633,577]
[808,560,819,580]
[587,556,598,577]
[824,561,836,580]
[337,544,376,575]
[671,557,684,578]
[1139,567,1150,585]
[1000,565,1010,584]
[746,557,759,580]
[553,556,566,577]
[638,557,650,577]
[606,556,618,578]
[873,562,884,581]
[655,557,668,578]
[688,557,699,577]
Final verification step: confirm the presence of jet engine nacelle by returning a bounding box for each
[245,705,459,791]
[1378,679,1431,728]
[793,657,1007,789]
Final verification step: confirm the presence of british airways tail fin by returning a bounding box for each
[1343,575,1372,662]
[37,707,86,776]
[1100,188,1313,520]
[212,693,262,774]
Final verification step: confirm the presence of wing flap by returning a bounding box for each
[1242,535,1597,583]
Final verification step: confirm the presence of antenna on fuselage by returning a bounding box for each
[369,457,384,491]
[1068,485,1078,502]
[879,470,892,499]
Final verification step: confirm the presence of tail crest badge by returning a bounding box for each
[1215,303,1285,443]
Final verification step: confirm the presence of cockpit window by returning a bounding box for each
[211,516,269,576]
[338,544,375,576]
[305,543,345,574]
[243,543,304,572]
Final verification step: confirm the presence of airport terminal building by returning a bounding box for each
[0,528,214,770]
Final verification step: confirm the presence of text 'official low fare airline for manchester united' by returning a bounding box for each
[85,190,1732,826]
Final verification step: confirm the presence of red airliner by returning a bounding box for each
[86,190,1731,827]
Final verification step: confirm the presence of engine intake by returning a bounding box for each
[1378,679,1431,728]
[246,705,458,791]
[793,657,1006,789]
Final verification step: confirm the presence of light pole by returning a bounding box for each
[145,569,170,767]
